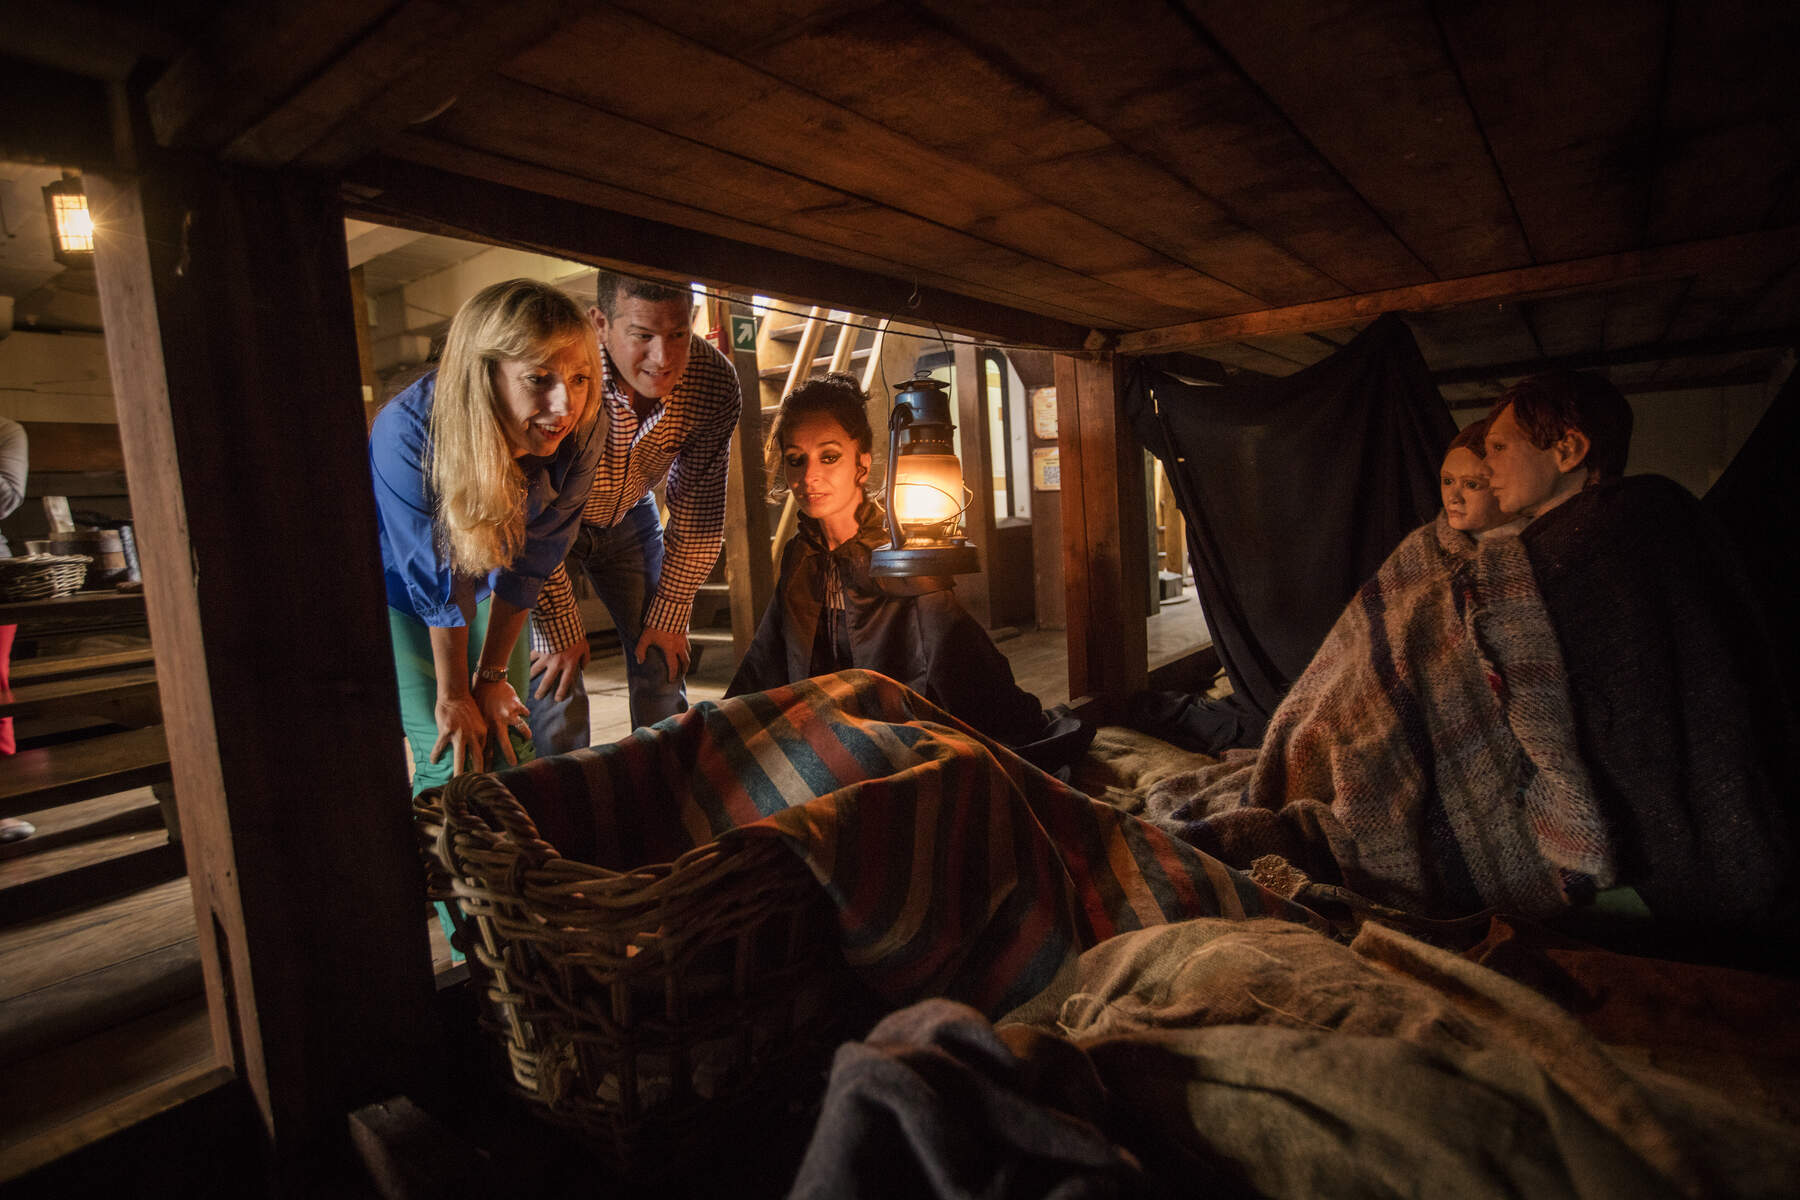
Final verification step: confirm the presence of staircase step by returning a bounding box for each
[0,788,164,862]
[0,936,203,1069]
[2,669,162,728]
[0,833,185,928]
[11,647,156,685]
[1,726,172,820]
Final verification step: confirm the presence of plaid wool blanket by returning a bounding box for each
[488,670,1318,1017]
[1146,515,1613,919]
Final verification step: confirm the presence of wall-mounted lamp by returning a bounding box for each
[42,173,94,267]
[870,377,979,578]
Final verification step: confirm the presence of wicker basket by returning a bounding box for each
[414,772,854,1174]
[0,554,92,602]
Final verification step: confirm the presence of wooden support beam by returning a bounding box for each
[87,157,436,1161]
[1118,227,1800,355]
[717,298,774,656]
[339,156,1092,352]
[953,342,998,630]
[1053,354,1148,701]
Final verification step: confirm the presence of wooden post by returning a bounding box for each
[952,342,998,629]
[1054,353,1148,700]
[717,297,774,654]
[87,159,436,1161]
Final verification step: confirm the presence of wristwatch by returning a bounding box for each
[473,666,509,683]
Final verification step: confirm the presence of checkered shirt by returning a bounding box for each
[530,332,741,653]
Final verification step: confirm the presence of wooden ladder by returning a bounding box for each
[687,305,891,666]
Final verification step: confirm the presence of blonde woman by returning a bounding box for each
[370,278,605,794]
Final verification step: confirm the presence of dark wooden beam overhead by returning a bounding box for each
[1431,329,1799,385]
[1436,1,1667,263]
[1445,359,1783,409]
[339,156,1094,351]
[225,0,577,170]
[496,8,1203,327]
[1117,226,1800,354]
[404,74,1132,329]
[611,0,1340,309]
[146,1,392,150]
[0,0,186,81]
[1181,0,1531,278]
[0,57,117,169]
[916,0,1433,293]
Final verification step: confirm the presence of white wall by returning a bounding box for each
[0,330,114,423]
[368,248,594,382]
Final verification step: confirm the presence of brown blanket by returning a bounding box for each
[795,919,1800,1199]
[1146,515,1609,918]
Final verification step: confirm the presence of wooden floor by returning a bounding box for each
[0,585,1210,1181]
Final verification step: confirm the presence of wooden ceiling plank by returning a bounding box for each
[145,0,393,150]
[915,0,1432,293]
[497,9,1223,319]
[629,3,1343,309]
[1404,304,1540,374]
[1520,291,1612,361]
[1600,278,1692,354]
[0,0,188,81]
[1116,226,1800,354]
[427,74,1187,327]
[343,223,428,269]
[1431,329,1799,386]
[340,155,1096,350]
[1233,333,1337,370]
[218,0,577,169]
[382,132,1115,330]
[286,0,582,172]
[1179,0,1530,279]
[1202,343,1308,377]
[1658,258,1796,346]
[1649,3,1800,243]
[1737,259,1800,333]
[1437,0,1666,263]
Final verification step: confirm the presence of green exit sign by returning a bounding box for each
[729,313,757,353]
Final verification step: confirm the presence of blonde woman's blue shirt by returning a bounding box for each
[369,371,605,627]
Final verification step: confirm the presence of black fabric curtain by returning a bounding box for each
[1704,361,1799,687]
[1127,313,1455,746]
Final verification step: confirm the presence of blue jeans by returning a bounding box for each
[528,493,688,753]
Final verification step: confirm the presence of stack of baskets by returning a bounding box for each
[413,772,856,1176]
[0,554,92,602]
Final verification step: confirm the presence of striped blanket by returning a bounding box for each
[1146,515,1614,919]
[489,670,1318,1017]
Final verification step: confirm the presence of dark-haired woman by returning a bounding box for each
[725,374,1088,771]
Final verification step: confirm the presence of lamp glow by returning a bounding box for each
[870,377,979,579]
[42,175,95,266]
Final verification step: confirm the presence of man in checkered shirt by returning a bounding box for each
[526,271,741,750]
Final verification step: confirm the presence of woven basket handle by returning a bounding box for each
[438,773,560,869]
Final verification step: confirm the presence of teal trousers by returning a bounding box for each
[387,595,535,798]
